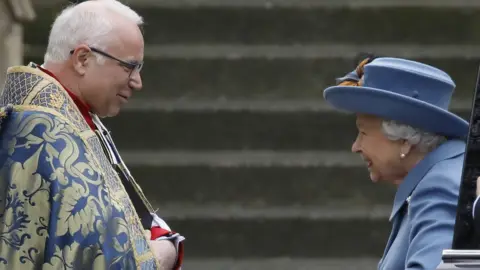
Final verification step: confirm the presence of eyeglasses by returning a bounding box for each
[69,47,143,77]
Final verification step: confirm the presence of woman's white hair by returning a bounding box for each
[43,0,143,64]
[381,120,447,153]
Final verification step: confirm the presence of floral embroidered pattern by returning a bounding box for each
[0,66,159,269]
[0,110,150,269]
[0,192,30,250]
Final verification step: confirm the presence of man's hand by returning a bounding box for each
[150,240,177,269]
[144,230,177,269]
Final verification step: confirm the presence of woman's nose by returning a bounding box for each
[351,139,360,153]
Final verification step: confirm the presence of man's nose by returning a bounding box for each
[129,71,143,91]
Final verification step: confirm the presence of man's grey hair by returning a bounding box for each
[381,120,447,153]
[43,0,143,64]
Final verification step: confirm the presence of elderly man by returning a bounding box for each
[0,0,183,269]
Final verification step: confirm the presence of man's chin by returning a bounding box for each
[97,107,121,118]
[109,109,121,117]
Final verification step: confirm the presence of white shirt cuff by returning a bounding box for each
[151,213,172,231]
[150,213,186,246]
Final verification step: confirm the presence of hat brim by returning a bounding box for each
[324,85,469,138]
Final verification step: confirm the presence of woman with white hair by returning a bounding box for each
[324,56,468,270]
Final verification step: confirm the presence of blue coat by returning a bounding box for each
[378,139,465,270]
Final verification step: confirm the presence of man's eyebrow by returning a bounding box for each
[124,56,143,64]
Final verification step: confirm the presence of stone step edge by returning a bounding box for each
[24,44,480,60]
[153,204,391,220]
[182,257,380,269]
[33,0,480,8]
[120,98,473,112]
[120,150,363,167]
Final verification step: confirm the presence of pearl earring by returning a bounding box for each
[400,153,406,159]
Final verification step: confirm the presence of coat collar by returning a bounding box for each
[389,139,465,221]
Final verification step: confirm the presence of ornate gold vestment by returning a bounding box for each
[0,64,161,269]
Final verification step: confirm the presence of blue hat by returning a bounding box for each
[323,57,469,138]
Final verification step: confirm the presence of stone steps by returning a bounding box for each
[182,257,380,270]
[26,4,480,45]
[32,0,480,8]
[102,100,470,151]
[121,150,362,166]
[105,107,362,151]
[26,44,480,59]
[123,149,393,258]
[22,0,472,264]
[25,52,480,100]
[157,204,391,257]
[123,150,396,206]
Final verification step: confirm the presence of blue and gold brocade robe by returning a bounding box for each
[0,65,161,269]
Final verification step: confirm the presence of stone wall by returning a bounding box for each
[0,0,35,86]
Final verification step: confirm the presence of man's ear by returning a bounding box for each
[71,45,91,76]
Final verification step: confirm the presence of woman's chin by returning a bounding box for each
[369,171,380,183]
